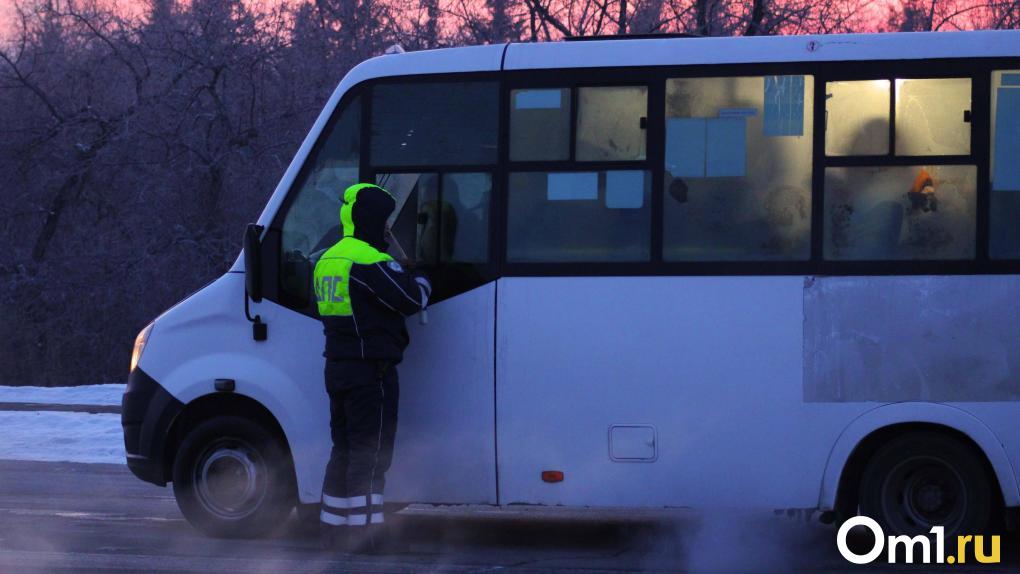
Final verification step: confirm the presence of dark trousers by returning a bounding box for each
[320,359,399,529]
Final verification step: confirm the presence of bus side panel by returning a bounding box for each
[142,273,497,506]
[141,273,332,503]
[496,276,855,508]
[388,282,498,505]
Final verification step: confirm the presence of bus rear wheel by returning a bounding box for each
[172,416,294,538]
[858,432,994,539]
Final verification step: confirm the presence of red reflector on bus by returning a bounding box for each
[541,470,564,483]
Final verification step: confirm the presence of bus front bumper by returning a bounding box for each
[121,367,183,486]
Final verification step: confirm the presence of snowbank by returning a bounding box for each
[0,384,124,406]
[0,411,124,464]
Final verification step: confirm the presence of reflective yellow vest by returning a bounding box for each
[313,183,395,317]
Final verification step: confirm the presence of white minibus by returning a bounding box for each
[122,30,1020,540]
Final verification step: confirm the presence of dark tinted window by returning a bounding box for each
[371,82,499,167]
[278,95,362,306]
[376,172,492,265]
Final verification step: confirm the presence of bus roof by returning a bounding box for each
[504,30,1020,69]
[337,30,1019,96]
[347,30,1019,86]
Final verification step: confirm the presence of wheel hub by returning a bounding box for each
[885,457,965,532]
[914,483,946,514]
[195,443,266,519]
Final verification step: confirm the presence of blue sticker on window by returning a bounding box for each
[764,76,805,136]
[547,172,598,201]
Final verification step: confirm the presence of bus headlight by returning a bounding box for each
[130,323,154,373]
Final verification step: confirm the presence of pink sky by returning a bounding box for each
[0,0,998,40]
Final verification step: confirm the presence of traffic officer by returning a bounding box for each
[313,183,430,553]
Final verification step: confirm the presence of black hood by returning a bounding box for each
[341,184,396,251]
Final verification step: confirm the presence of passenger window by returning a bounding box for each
[371,82,499,167]
[663,76,813,261]
[990,70,1020,259]
[895,78,971,156]
[823,165,976,260]
[576,87,648,161]
[826,78,971,157]
[279,95,361,303]
[507,170,651,262]
[376,172,491,265]
[510,89,571,161]
[826,80,890,156]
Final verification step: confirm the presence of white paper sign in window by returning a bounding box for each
[605,171,645,209]
[706,117,747,177]
[665,118,746,178]
[994,87,1020,192]
[514,89,562,110]
[547,172,598,201]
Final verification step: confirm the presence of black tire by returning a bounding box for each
[172,416,295,538]
[859,432,995,539]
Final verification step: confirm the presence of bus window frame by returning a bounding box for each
[264,57,1020,319]
[819,69,979,263]
[262,86,367,314]
[501,57,1020,277]
[365,73,504,304]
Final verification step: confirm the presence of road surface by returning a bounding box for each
[0,460,1016,573]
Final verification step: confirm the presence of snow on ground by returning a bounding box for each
[0,385,126,464]
[0,411,124,464]
[0,384,124,406]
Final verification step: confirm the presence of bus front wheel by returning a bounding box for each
[858,432,994,539]
[172,416,294,538]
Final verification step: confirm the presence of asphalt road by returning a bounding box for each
[0,460,1017,573]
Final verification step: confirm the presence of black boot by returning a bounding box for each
[348,524,406,555]
[319,524,347,551]
[345,525,376,554]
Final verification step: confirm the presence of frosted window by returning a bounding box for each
[510,89,570,161]
[826,80,890,156]
[824,165,976,260]
[663,76,813,261]
[990,70,1020,259]
[895,78,971,156]
[576,87,647,161]
[507,171,650,262]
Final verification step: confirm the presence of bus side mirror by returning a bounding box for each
[244,223,264,303]
[243,223,268,341]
